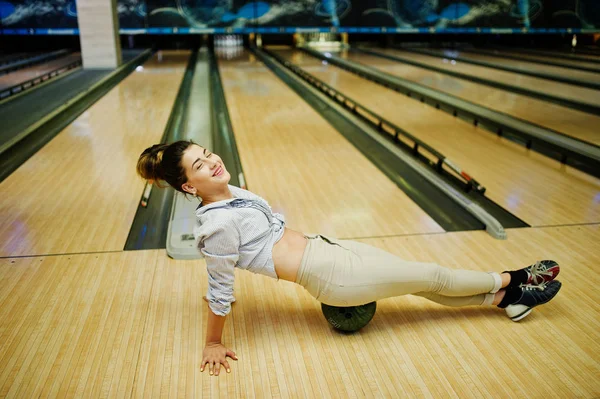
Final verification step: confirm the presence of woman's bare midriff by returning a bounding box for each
[272,227,308,283]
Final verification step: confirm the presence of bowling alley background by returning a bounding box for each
[0,0,599,34]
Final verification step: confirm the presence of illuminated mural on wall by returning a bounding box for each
[1,0,598,33]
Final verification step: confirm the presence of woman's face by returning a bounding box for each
[180,144,230,196]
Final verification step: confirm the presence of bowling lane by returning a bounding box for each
[342,51,600,146]
[422,48,600,85]
[0,53,81,92]
[218,51,444,238]
[522,48,600,63]
[0,51,190,257]
[274,49,600,227]
[0,53,29,65]
[469,49,600,73]
[371,48,600,110]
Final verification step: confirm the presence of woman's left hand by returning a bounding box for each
[201,342,238,376]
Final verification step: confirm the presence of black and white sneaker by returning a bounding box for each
[505,280,562,322]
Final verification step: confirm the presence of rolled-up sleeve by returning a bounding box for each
[198,213,241,316]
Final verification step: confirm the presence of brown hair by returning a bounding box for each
[137,140,196,194]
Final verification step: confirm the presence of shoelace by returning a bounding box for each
[520,281,547,291]
[528,261,554,285]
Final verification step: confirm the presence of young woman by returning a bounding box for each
[137,140,561,377]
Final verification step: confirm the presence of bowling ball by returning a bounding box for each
[321,301,377,332]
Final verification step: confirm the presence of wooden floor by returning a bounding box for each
[344,51,600,146]
[218,51,444,238]
[277,50,600,227]
[0,50,190,258]
[1,225,598,398]
[379,48,600,108]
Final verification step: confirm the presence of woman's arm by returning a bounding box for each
[206,307,227,344]
[200,306,238,376]
[197,210,242,375]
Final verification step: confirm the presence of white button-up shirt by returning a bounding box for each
[193,185,286,316]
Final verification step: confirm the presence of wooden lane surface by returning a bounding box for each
[217,51,443,238]
[375,48,600,110]
[0,53,81,91]
[0,225,598,397]
[275,50,600,227]
[0,50,190,258]
[525,48,600,62]
[343,51,600,146]
[472,49,600,73]
[426,48,600,84]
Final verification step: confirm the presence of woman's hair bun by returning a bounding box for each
[137,143,168,182]
[136,140,195,193]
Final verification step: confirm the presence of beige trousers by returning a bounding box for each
[294,235,501,307]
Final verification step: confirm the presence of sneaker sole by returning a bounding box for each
[509,307,533,322]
